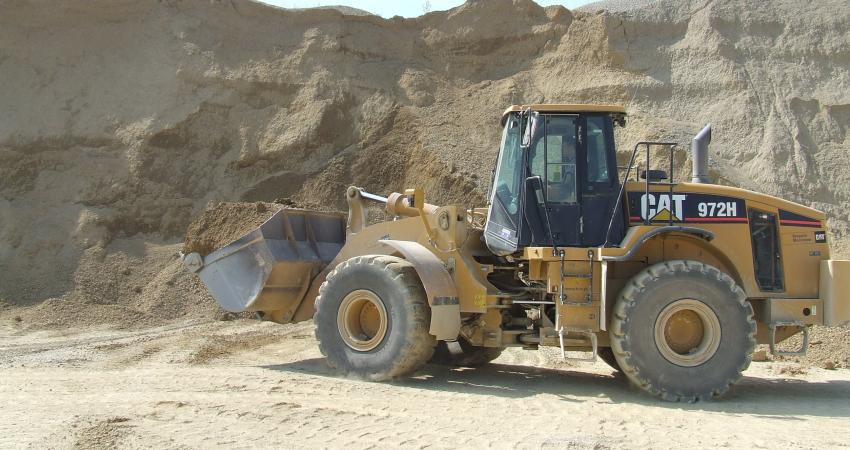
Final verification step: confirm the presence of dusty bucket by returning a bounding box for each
[183,209,346,315]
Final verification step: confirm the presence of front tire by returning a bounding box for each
[314,255,436,381]
[610,260,756,402]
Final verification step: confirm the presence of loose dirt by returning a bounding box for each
[770,325,850,370]
[182,199,343,255]
[182,202,285,255]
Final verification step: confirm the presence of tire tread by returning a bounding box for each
[314,255,435,380]
[610,260,756,402]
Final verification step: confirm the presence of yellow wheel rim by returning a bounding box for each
[654,299,721,367]
[337,289,388,352]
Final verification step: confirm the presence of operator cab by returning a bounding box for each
[485,104,627,256]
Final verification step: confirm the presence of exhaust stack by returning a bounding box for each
[691,124,712,184]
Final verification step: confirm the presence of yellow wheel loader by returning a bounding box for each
[183,104,850,401]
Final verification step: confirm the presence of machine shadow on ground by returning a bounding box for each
[265,358,850,418]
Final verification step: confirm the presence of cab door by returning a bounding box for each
[527,114,581,246]
[579,114,620,246]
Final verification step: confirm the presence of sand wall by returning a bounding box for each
[1,0,848,326]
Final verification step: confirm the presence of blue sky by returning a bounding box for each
[259,1,594,18]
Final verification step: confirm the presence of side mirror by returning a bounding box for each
[526,175,543,190]
[613,113,627,128]
[640,169,668,181]
[521,111,540,148]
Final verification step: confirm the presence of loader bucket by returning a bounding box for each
[183,208,346,315]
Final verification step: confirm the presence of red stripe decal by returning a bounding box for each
[780,220,821,226]
[684,217,748,222]
[629,217,748,223]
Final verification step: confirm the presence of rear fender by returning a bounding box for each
[380,240,461,340]
[605,226,745,289]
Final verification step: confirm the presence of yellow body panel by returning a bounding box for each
[619,181,830,298]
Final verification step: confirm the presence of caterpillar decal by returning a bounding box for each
[627,192,748,224]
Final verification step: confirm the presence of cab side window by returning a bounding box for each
[749,209,784,291]
[529,115,578,204]
[586,116,611,185]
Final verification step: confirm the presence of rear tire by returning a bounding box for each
[610,260,756,402]
[430,338,503,367]
[314,255,436,381]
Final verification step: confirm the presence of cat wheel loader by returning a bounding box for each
[183,104,850,401]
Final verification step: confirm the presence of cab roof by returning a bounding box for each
[500,104,626,125]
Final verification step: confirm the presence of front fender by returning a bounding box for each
[380,240,461,340]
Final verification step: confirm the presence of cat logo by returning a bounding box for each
[641,193,686,222]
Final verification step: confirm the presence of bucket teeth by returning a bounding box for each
[182,252,204,273]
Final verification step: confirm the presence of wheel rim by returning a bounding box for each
[654,299,721,367]
[337,289,388,352]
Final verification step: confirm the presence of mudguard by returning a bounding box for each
[380,240,461,340]
[821,260,850,326]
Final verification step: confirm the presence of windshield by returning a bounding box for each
[485,113,523,255]
[493,117,522,226]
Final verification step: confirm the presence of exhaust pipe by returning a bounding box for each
[691,124,711,183]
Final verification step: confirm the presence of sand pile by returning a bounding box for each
[183,202,285,256]
[1,0,848,347]
[182,199,344,255]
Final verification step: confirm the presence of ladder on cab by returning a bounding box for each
[554,248,599,362]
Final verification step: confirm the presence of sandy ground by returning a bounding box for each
[2,319,849,449]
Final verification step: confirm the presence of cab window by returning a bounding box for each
[586,116,611,185]
[529,115,578,204]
